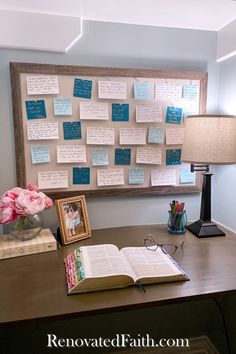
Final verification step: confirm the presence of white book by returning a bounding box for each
[0,229,57,260]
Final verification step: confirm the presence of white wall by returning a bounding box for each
[0,21,219,233]
[212,55,236,232]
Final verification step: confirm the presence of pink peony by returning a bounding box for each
[26,184,40,192]
[44,195,53,209]
[15,190,46,216]
[1,187,23,208]
[0,185,53,224]
[0,202,17,224]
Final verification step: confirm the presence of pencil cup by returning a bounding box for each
[167,210,187,234]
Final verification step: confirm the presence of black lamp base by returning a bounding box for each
[187,220,225,238]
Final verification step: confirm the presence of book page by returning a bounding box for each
[121,247,183,282]
[80,244,135,280]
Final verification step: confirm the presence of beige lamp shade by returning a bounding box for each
[182,115,236,165]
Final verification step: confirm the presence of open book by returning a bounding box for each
[64,244,189,294]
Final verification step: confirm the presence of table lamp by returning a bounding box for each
[181,115,236,237]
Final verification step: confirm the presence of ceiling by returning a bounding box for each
[0,0,236,57]
[0,0,236,31]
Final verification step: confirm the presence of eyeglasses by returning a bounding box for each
[144,234,184,256]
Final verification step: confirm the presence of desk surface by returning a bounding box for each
[1,224,236,325]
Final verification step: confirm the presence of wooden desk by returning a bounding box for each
[1,224,236,326]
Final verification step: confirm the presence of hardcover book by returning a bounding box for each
[0,228,57,259]
[64,244,189,294]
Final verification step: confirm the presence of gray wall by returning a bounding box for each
[212,55,236,232]
[0,20,219,232]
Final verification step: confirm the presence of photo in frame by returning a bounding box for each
[56,195,91,245]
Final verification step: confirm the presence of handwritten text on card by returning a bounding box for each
[182,85,199,101]
[136,105,162,123]
[151,169,177,186]
[98,81,127,100]
[57,145,86,163]
[155,82,182,102]
[166,128,185,145]
[97,168,124,187]
[119,128,146,145]
[148,127,165,144]
[87,127,115,145]
[134,81,150,100]
[27,121,59,140]
[38,171,68,189]
[128,168,145,185]
[31,146,50,164]
[27,76,59,95]
[92,149,109,166]
[80,102,109,120]
[54,98,72,116]
[136,147,162,165]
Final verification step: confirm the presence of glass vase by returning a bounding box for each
[10,214,43,241]
[167,210,187,234]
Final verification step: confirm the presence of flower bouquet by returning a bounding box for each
[0,184,53,240]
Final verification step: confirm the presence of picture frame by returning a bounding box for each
[56,195,91,245]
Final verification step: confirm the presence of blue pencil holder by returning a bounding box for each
[167,210,187,234]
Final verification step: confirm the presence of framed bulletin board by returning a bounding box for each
[10,62,207,200]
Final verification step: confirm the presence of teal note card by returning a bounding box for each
[180,165,195,184]
[31,145,50,164]
[63,122,81,140]
[128,168,145,185]
[112,104,129,121]
[73,78,92,99]
[148,127,164,144]
[166,107,182,124]
[115,149,131,165]
[92,149,109,166]
[73,167,90,184]
[134,81,150,100]
[54,98,72,116]
[182,85,198,101]
[25,100,46,119]
[166,149,182,165]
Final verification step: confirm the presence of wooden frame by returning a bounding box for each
[10,62,207,200]
[56,195,91,245]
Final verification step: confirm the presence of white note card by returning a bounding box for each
[166,128,185,145]
[151,169,177,186]
[27,121,59,140]
[155,81,182,102]
[38,170,68,189]
[98,81,127,100]
[136,105,162,123]
[97,168,124,187]
[136,147,162,165]
[119,128,146,145]
[26,75,59,95]
[57,145,86,163]
[80,102,109,120]
[87,127,115,145]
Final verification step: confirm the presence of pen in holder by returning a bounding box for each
[168,201,187,234]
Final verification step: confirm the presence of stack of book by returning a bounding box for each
[0,228,57,259]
